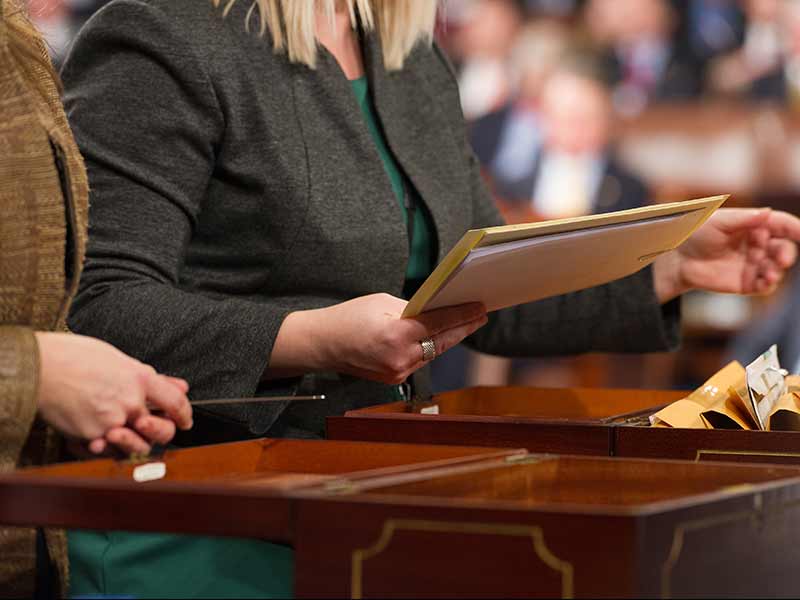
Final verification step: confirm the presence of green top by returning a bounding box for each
[351,76,436,298]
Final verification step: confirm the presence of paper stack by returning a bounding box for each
[651,346,800,431]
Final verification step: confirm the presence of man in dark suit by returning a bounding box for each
[471,51,650,222]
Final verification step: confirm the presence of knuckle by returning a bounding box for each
[381,327,406,350]
[387,358,409,377]
[387,373,406,386]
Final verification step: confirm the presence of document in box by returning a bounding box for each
[403,195,728,317]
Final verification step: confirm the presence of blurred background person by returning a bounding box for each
[475,50,650,221]
[470,20,571,197]
[440,0,524,120]
[583,0,704,115]
[709,0,800,104]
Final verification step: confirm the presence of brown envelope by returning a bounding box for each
[700,392,757,430]
[767,391,800,431]
[651,362,746,429]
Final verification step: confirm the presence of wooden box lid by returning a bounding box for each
[0,438,521,542]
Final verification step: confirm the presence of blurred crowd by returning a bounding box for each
[26,0,800,390]
[440,0,800,220]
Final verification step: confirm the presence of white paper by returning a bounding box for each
[424,210,702,313]
[745,345,787,430]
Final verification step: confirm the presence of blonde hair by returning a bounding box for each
[211,0,439,70]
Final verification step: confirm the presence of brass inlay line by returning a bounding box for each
[694,449,800,462]
[661,496,800,598]
[351,519,574,599]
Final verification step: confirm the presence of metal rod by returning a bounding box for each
[189,395,326,407]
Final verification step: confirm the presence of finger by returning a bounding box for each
[88,438,107,455]
[165,376,190,393]
[406,302,487,340]
[133,415,177,445]
[767,239,798,269]
[747,242,767,264]
[144,373,193,431]
[764,210,800,242]
[413,315,489,368]
[741,260,761,294]
[714,208,771,234]
[105,427,151,455]
[748,227,770,250]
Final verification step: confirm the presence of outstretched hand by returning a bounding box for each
[654,208,800,303]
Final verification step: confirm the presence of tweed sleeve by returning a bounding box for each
[0,327,39,471]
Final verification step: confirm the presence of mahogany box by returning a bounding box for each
[4,438,800,597]
[328,386,800,466]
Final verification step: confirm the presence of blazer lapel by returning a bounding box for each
[363,34,473,262]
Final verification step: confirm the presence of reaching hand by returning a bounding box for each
[654,208,800,303]
[35,333,193,455]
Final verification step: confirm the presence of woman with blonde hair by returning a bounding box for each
[62,0,800,596]
[0,1,193,597]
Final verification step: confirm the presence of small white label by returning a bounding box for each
[133,462,167,483]
[420,405,440,415]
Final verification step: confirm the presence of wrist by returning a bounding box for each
[653,251,689,304]
[271,309,330,372]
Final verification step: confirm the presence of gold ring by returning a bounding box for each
[420,338,437,362]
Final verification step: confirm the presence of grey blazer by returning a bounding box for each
[63,0,679,439]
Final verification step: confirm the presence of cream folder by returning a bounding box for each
[403,195,728,318]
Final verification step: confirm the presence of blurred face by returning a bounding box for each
[540,72,612,155]
[451,0,522,59]
[585,0,672,44]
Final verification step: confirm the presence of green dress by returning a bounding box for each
[68,76,435,600]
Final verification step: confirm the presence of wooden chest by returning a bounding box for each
[3,438,800,597]
[328,386,800,467]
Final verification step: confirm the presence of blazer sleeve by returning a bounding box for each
[430,47,682,357]
[62,2,291,402]
[0,327,39,470]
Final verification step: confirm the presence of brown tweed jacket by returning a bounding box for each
[0,4,89,597]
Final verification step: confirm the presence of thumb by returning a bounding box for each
[714,208,771,234]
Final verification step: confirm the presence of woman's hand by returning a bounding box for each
[35,333,193,455]
[654,208,800,303]
[271,293,488,385]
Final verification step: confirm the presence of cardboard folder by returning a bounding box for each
[403,196,728,317]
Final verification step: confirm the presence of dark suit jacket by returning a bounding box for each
[63,0,679,439]
[606,44,704,102]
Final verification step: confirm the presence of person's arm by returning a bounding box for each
[63,2,292,405]
[0,327,189,459]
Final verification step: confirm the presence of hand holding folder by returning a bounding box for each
[403,196,728,318]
